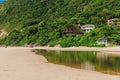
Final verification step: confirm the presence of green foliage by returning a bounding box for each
[3,30,22,46]
[0,0,120,47]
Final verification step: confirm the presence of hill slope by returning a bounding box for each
[1,0,120,29]
[0,0,120,46]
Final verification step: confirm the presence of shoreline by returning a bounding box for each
[2,46,120,53]
[0,47,120,80]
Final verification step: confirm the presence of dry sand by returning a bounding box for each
[0,47,120,80]
[32,46,120,52]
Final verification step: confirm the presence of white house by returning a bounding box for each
[80,24,95,32]
[97,38,110,46]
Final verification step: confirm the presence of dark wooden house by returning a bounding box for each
[63,25,84,36]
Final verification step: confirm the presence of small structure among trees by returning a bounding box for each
[107,18,120,26]
[96,38,110,46]
[80,24,95,33]
[63,25,84,36]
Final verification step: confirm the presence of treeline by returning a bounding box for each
[0,0,120,47]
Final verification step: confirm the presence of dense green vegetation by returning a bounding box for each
[0,0,120,47]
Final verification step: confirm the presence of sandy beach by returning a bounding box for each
[0,47,120,80]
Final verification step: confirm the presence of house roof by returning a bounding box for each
[63,25,84,34]
[98,38,109,41]
[81,24,95,27]
[109,18,119,20]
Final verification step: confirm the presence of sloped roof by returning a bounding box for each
[63,25,84,34]
[81,24,95,27]
[98,38,109,41]
[108,18,119,21]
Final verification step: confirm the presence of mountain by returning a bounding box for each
[0,0,120,46]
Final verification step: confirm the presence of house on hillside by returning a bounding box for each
[63,25,84,36]
[116,22,120,26]
[96,38,110,46]
[107,18,120,26]
[80,24,95,33]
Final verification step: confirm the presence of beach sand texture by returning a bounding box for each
[0,47,120,80]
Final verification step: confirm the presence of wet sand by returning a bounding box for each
[0,47,120,80]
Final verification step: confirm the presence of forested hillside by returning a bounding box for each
[0,0,120,47]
